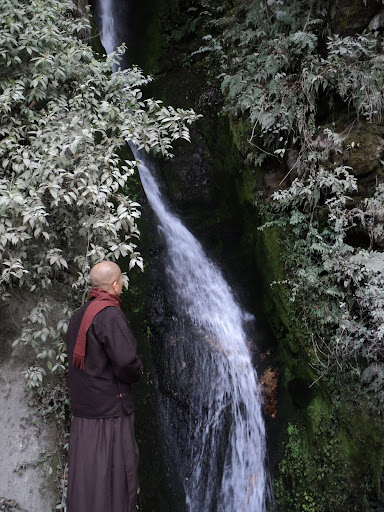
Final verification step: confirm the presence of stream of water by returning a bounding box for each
[133,151,268,512]
[95,2,269,510]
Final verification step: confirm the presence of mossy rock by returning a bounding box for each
[343,123,384,180]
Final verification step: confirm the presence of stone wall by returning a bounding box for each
[0,295,58,512]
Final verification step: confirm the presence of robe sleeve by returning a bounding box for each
[96,308,143,384]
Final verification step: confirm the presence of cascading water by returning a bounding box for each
[94,1,269,510]
[133,151,268,512]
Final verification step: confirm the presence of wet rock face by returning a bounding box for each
[159,129,216,214]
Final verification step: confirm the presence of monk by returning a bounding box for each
[66,261,143,512]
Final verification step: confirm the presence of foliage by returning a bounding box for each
[16,301,71,389]
[267,156,384,397]
[1,0,199,368]
[190,1,383,164]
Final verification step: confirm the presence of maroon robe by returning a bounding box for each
[66,301,143,512]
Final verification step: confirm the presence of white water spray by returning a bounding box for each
[97,0,116,55]
[96,2,269,509]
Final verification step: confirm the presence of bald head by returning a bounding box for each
[90,261,123,296]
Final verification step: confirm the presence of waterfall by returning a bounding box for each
[95,1,269,510]
[133,150,268,512]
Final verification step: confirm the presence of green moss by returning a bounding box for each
[275,388,384,512]
[339,401,384,494]
[228,116,253,156]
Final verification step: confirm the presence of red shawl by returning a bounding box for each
[72,287,121,370]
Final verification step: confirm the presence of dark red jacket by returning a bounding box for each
[67,300,143,418]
